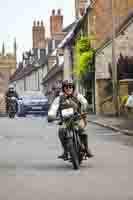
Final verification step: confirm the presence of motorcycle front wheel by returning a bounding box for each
[9,112,15,118]
[67,139,79,170]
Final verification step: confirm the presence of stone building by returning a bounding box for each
[11,48,48,96]
[11,19,49,95]
[89,0,133,49]
[0,41,17,113]
[68,0,133,114]
[95,12,133,115]
[83,0,133,115]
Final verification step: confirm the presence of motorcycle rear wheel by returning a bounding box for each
[9,113,15,118]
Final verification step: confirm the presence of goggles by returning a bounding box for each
[64,85,73,89]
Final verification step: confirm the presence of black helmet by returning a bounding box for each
[8,84,15,92]
[62,80,75,92]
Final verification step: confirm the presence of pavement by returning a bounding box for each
[0,113,7,117]
[88,114,133,136]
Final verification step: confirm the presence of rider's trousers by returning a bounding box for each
[58,127,88,152]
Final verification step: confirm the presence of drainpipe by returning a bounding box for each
[112,0,119,116]
[93,52,96,114]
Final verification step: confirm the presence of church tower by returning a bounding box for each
[0,40,16,113]
[13,38,17,57]
[2,42,5,56]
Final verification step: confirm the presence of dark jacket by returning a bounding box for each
[5,91,19,101]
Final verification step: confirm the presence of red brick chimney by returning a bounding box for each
[50,9,64,40]
[32,20,46,49]
[75,0,88,17]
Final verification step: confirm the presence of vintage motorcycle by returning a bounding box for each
[56,108,88,170]
[8,96,17,118]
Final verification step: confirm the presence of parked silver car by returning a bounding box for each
[18,92,49,116]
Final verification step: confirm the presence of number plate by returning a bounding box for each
[61,108,74,117]
[32,106,42,110]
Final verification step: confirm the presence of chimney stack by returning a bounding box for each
[50,9,63,39]
[75,0,88,18]
[32,20,46,49]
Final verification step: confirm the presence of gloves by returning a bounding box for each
[47,116,54,123]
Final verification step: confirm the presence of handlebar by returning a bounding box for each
[54,112,88,122]
[7,97,17,100]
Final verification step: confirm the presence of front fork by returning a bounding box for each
[65,128,81,155]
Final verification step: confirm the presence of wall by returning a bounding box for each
[15,64,46,95]
[89,0,133,49]
[63,46,72,81]
[15,79,25,95]
[0,53,16,113]
[95,17,133,114]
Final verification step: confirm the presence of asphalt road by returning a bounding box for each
[0,116,132,200]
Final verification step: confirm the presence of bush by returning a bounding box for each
[74,37,95,79]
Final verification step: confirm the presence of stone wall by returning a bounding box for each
[0,53,16,113]
[45,72,63,104]
[89,0,133,49]
[95,79,116,115]
[0,68,11,113]
[95,17,133,115]
[119,79,133,117]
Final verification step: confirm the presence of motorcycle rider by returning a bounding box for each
[48,80,93,160]
[5,84,19,113]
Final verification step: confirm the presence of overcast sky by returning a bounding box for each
[0,0,75,61]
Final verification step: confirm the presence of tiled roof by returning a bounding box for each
[63,21,77,33]
[10,64,34,81]
[58,6,92,49]
[42,63,63,84]
[10,56,48,82]
[58,21,79,48]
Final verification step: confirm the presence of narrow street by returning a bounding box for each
[0,116,132,200]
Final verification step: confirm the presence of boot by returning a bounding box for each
[58,143,68,160]
[58,128,68,160]
[82,134,94,158]
[58,151,68,160]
